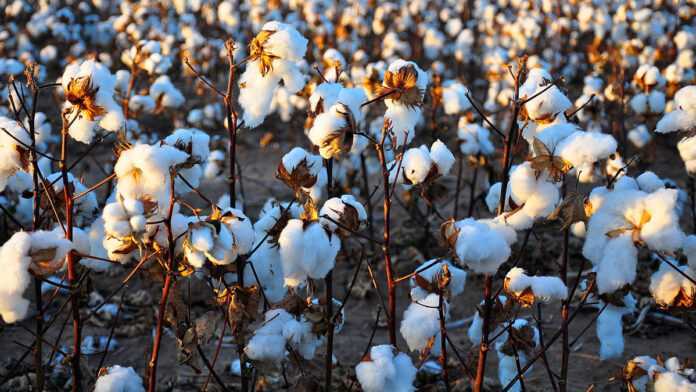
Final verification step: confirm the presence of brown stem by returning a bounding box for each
[468,154,481,218]
[438,293,450,391]
[360,152,376,253]
[473,274,492,392]
[60,110,81,392]
[559,225,570,392]
[146,172,177,392]
[324,158,335,391]
[375,138,397,345]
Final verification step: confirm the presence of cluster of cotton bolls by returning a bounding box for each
[656,86,696,173]
[624,356,696,392]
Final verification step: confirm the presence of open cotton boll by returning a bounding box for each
[596,234,638,294]
[636,171,664,192]
[649,261,695,307]
[429,139,455,176]
[628,125,652,149]
[114,143,189,208]
[83,217,111,272]
[355,345,416,392]
[677,136,696,174]
[319,194,367,233]
[505,267,567,302]
[653,372,696,392]
[441,81,471,115]
[245,309,293,362]
[454,218,514,274]
[0,116,32,191]
[0,232,33,323]
[149,75,184,109]
[656,86,696,134]
[556,131,617,175]
[597,295,635,360]
[409,259,466,301]
[400,293,446,355]
[400,146,432,184]
[239,22,308,128]
[94,365,144,392]
[382,59,428,143]
[641,189,685,252]
[278,219,340,287]
[61,59,123,143]
[458,120,495,156]
[519,68,571,122]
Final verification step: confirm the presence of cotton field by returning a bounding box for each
[0,0,695,391]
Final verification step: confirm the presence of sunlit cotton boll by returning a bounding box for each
[94,365,145,392]
[453,218,516,274]
[239,21,308,128]
[61,59,123,143]
[355,345,417,392]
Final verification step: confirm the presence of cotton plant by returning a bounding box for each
[276,147,327,205]
[0,230,73,323]
[94,365,145,392]
[149,75,185,110]
[61,59,124,143]
[518,67,572,141]
[495,319,540,392]
[655,86,696,174]
[355,345,417,392]
[623,356,696,392]
[239,21,309,128]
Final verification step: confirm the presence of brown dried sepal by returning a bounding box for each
[65,76,106,120]
[548,191,590,230]
[498,324,537,357]
[28,247,62,276]
[503,277,536,308]
[440,218,460,250]
[379,65,424,109]
[249,30,280,77]
[605,210,651,246]
[529,137,572,182]
[223,285,261,324]
[276,158,319,191]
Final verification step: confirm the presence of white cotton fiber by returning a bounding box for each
[355,345,416,392]
[400,293,446,355]
[454,218,515,274]
[94,365,144,392]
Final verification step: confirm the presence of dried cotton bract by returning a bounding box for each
[61,59,123,143]
[495,319,540,392]
[308,86,366,159]
[355,345,417,392]
[240,22,308,128]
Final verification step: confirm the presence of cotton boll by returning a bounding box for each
[319,195,367,233]
[628,125,652,149]
[355,345,416,392]
[429,139,455,176]
[400,293,446,355]
[409,259,466,301]
[245,309,293,362]
[641,189,685,253]
[0,231,32,323]
[400,146,432,184]
[441,81,471,115]
[382,60,428,143]
[505,267,567,302]
[94,365,144,392]
[649,262,695,307]
[454,218,513,274]
[653,372,696,392]
[556,131,617,176]
[61,59,123,143]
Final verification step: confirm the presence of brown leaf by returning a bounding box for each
[249,30,281,76]
[380,65,424,109]
[549,192,588,230]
